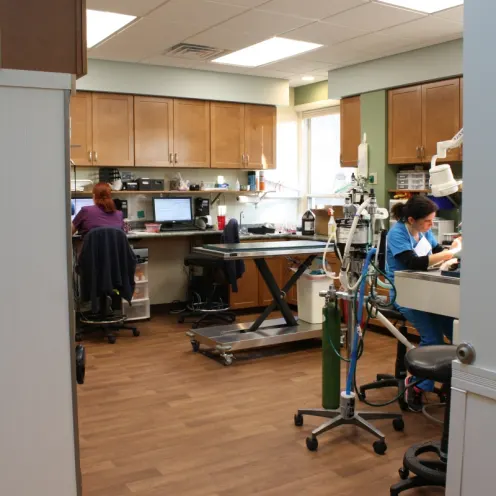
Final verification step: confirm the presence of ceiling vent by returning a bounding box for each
[164,43,228,61]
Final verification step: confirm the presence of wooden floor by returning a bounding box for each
[77,313,445,496]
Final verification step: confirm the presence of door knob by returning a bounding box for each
[456,342,476,364]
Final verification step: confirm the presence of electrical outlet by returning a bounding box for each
[369,173,378,185]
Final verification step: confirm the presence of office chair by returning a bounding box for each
[75,227,141,344]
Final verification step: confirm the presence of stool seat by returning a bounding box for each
[405,345,457,384]
[377,307,405,322]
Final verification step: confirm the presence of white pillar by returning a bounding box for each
[0,70,80,495]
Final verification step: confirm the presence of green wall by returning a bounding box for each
[294,80,328,106]
[360,91,396,211]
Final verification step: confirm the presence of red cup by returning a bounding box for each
[217,215,226,230]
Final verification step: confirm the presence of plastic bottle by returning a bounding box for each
[259,171,265,191]
[235,178,240,191]
[328,208,336,238]
[255,173,260,191]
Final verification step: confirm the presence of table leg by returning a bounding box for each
[247,255,316,333]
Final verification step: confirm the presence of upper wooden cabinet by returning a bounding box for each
[211,102,245,169]
[70,92,134,167]
[173,99,210,168]
[70,92,93,166]
[388,78,461,164]
[134,96,174,167]
[245,105,276,169]
[340,96,361,167]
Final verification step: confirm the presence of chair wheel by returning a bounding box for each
[358,391,366,402]
[178,316,185,324]
[399,467,409,480]
[133,329,140,337]
[306,436,318,451]
[223,355,233,366]
[192,323,199,329]
[294,413,303,427]
[373,440,387,455]
[393,418,405,432]
[107,335,117,344]
[75,333,83,342]
[399,397,409,411]
[191,340,200,352]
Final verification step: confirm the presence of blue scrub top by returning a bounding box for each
[386,221,438,283]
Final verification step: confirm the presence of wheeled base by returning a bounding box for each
[295,392,404,455]
[359,373,408,411]
[76,320,140,344]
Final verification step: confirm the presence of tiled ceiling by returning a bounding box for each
[87,0,464,87]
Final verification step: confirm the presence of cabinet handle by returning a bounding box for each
[169,152,173,164]
[174,153,178,164]
[89,151,93,162]
[246,154,249,164]
[416,146,420,159]
[94,151,98,163]
[421,146,425,159]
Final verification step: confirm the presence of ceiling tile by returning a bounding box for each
[250,68,297,79]
[283,21,367,46]
[185,26,265,50]
[434,5,464,23]
[290,74,328,87]
[140,55,205,69]
[88,17,205,62]
[86,0,168,17]
[335,32,419,56]
[322,2,425,32]
[259,0,369,21]
[296,43,371,65]
[149,0,247,30]
[264,58,331,73]
[379,16,463,42]
[213,0,268,6]
[215,9,311,39]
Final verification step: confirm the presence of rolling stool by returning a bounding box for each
[390,345,457,495]
[359,307,409,411]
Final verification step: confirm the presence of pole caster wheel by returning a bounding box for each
[132,329,140,337]
[191,340,200,352]
[399,397,409,411]
[223,355,233,366]
[294,413,303,427]
[75,333,83,342]
[306,436,318,452]
[107,335,117,344]
[373,440,387,455]
[358,390,366,402]
[393,418,405,432]
[399,467,409,480]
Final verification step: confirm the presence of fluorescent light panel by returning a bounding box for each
[87,9,136,48]
[377,0,463,14]
[212,37,322,67]
[302,76,315,81]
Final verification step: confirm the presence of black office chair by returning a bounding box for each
[390,345,457,495]
[75,227,140,344]
[358,307,410,410]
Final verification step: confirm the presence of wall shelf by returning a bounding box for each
[388,189,430,194]
[71,189,269,196]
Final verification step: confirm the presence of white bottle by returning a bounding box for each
[328,208,337,238]
[235,178,240,191]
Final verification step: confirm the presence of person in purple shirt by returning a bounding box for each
[72,182,125,237]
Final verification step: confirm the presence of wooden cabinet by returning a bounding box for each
[92,93,134,167]
[258,258,285,306]
[70,92,93,166]
[245,105,276,169]
[421,78,461,162]
[340,96,361,167]
[173,99,210,168]
[134,96,174,167]
[211,102,245,169]
[388,78,461,165]
[70,92,134,166]
[229,260,260,310]
[388,86,422,164]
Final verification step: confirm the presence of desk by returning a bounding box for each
[187,240,328,365]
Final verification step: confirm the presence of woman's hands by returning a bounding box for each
[451,236,462,252]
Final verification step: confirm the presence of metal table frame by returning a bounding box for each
[186,241,328,364]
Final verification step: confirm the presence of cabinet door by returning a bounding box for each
[388,86,422,164]
[211,102,245,169]
[173,99,210,168]
[258,258,284,306]
[92,93,134,166]
[245,105,276,170]
[340,96,361,167]
[229,260,259,309]
[422,78,461,162]
[134,96,173,167]
[70,92,93,166]
[460,77,463,160]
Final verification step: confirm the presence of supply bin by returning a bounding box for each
[297,272,332,324]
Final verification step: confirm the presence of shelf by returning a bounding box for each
[388,189,430,194]
[71,189,270,196]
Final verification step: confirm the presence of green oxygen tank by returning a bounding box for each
[322,288,341,410]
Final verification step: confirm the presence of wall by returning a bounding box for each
[294,80,328,106]
[328,39,463,99]
[0,70,79,496]
[77,59,290,106]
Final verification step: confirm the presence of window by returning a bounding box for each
[303,107,355,207]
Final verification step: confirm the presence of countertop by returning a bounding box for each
[395,269,460,286]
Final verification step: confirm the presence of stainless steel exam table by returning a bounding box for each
[186,240,328,365]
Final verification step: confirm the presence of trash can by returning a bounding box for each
[297,272,332,324]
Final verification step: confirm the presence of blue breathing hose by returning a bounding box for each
[345,247,377,395]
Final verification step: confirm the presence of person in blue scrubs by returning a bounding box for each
[387,196,460,411]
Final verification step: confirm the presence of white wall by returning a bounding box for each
[78,59,290,106]
[327,39,463,98]
[0,71,79,495]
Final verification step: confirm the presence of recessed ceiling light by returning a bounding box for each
[211,37,322,68]
[377,0,463,14]
[87,9,137,48]
[302,76,315,81]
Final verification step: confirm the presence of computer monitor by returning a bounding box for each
[71,197,93,221]
[153,197,193,224]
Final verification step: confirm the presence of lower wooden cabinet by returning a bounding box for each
[229,259,259,310]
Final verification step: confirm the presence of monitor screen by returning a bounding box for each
[153,197,192,223]
[71,197,93,221]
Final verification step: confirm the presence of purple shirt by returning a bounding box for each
[73,205,124,237]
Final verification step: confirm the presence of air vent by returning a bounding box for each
[164,43,228,61]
